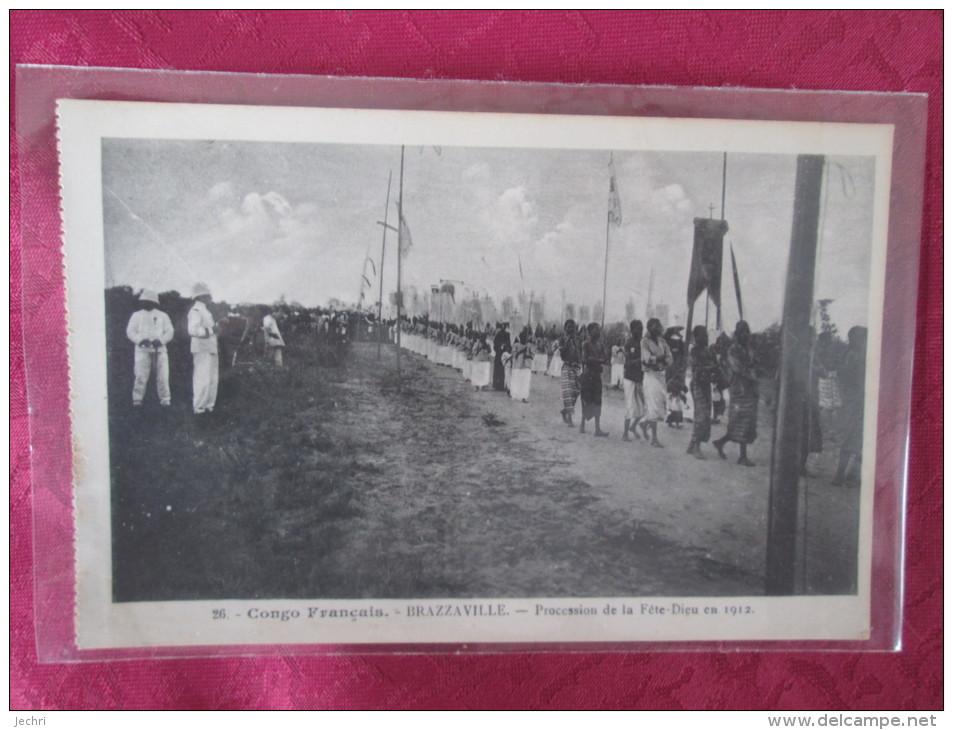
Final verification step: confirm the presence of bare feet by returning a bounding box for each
[737,457,755,467]
[595,430,609,437]
[714,440,726,460]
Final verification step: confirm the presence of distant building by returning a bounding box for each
[648,303,669,326]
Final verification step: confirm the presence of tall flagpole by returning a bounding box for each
[721,152,728,220]
[602,152,619,330]
[718,152,727,330]
[396,146,405,394]
[377,170,392,359]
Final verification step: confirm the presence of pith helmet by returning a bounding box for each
[192,282,211,298]
[139,289,159,304]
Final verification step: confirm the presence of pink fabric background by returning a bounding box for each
[10,11,942,710]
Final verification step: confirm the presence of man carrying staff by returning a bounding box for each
[125,289,174,408]
[640,318,671,448]
[558,319,583,427]
[712,320,759,466]
[188,282,219,416]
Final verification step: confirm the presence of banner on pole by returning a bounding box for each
[399,212,413,258]
[687,217,728,308]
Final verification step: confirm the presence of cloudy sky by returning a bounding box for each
[102,139,876,332]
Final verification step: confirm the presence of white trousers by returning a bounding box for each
[470,361,491,388]
[192,351,219,413]
[133,348,170,405]
[509,368,532,401]
[623,378,645,421]
[610,363,625,387]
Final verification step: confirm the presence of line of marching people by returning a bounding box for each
[395,313,867,482]
[394,316,712,444]
[394,317,709,435]
[397,319,538,402]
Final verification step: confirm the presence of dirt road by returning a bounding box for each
[110,340,858,601]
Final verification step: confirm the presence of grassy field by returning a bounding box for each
[108,337,856,602]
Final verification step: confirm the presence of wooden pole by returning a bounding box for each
[377,170,392,359]
[718,152,727,331]
[601,210,610,329]
[685,301,694,348]
[720,152,727,221]
[766,154,825,595]
[396,146,405,394]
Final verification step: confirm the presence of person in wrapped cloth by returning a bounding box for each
[579,322,610,437]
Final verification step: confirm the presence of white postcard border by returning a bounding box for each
[57,99,891,649]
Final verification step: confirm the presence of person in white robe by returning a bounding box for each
[610,338,625,389]
[547,341,563,378]
[470,335,492,389]
[509,330,534,402]
[532,334,549,373]
[640,318,672,447]
[125,289,174,407]
[262,308,285,367]
[188,282,219,415]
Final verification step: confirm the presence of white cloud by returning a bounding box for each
[207,180,235,201]
[489,186,538,244]
[463,162,491,181]
[262,191,293,218]
[655,183,692,213]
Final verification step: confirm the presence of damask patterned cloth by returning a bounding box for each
[10,10,942,711]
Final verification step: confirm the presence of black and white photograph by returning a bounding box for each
[59,100,890,647]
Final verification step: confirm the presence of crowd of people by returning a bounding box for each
[393,313,868,484]
[123,283,365,417]
[122,283,868,486]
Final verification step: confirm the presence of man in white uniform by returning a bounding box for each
[125,289,174,407]
[262,307,285,367]
[188,282,219,415]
